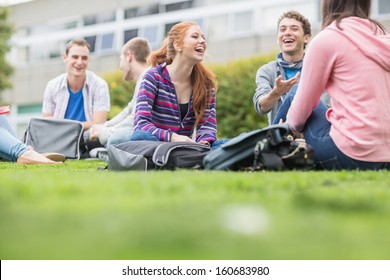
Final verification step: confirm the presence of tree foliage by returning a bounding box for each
[0,7,14,96]
[102,69,136,118]
[210,53,275,138]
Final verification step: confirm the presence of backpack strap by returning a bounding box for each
[265,125,286,146]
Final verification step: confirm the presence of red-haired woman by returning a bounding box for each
[130,21,227,149]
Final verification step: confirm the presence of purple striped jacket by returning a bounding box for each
[134,63,217,143]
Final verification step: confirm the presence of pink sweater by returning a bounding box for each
[287,17,390,162]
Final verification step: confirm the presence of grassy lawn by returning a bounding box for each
[0,160,389,260]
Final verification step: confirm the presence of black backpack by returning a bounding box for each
[107,141,211,171]
[203,123,315,171]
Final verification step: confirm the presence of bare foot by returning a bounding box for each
[16,150,63,165]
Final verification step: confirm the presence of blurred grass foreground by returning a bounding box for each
[0,160,390,260]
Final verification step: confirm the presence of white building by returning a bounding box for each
[2,0,390,136]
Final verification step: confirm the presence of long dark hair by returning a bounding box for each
[322,0,386,33]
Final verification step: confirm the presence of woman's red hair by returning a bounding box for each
[148,21,218,126]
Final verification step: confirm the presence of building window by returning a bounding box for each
[124,29,139,44]
[124,7,137,19]
[84,11,115,26]
[28,40,68,62]
[100,33,115,51]
[49,49,62,59]
[28,19,80,36]
[143,26,159,47]
[84,36,96,52]
[124,4,159,19]
[64,21,79,29]
[164,0,194,12]
[379,0,390,15]
[124,26,159,48]
[85,33,115,53]
[17,104,42,114]
[164,22,180,36]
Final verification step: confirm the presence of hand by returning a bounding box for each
[89,124,103,141]
[290,128,304,139]
[274,72,300,95]
[277,120,303,139]
[170,133,195,143]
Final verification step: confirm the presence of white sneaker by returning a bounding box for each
[89,147,107,158]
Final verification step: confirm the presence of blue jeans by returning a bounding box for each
[107,127,134,146]
[0,115,29,162]
[271,87,390,170]
[130,130,229,150]
[272,85,297,125]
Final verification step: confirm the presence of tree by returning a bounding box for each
[0,6,14,97]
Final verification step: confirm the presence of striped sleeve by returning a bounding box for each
[196,90,217,143]
[134,70,172,142]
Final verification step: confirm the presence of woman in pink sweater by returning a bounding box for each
[274,0,390,170]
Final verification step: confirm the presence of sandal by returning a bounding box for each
[42,152,66,162]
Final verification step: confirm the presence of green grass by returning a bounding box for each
[1,160,390,260]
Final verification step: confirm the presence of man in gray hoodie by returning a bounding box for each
[253,10,311,125]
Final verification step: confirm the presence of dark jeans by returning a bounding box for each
[130,130,229,150]
[272,86,390,170]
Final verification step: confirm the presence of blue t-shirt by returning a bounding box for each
[284,67,301,80]
[64,88,86,122]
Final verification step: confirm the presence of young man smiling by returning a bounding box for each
[253,10,311,125]
[42,38,110,154]
[42,38,110,131]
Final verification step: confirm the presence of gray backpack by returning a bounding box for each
[24,117,84,159]
[107,141,211,171]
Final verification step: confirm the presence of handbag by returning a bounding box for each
[24,117,84,159]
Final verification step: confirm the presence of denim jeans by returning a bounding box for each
[272,85,297,125]
[0,115,29,162]
[130,130,229,150]
[271,87,390,170]
[107,127,134,146]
